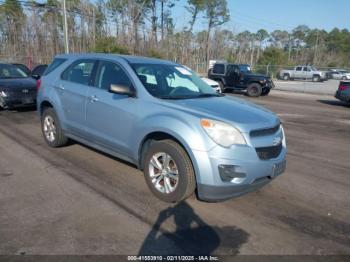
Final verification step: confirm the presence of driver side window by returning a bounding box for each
[94,61,132,90]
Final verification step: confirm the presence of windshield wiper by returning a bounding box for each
[158,95,193,100]
[158,93,224,100]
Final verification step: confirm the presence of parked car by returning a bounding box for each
[335,81,350,103]
[201,77,221,93]
[0,63,38,109]
[12,63,31,76]
[329,69,350,80]
[12,63,48,80]
[279,65,327,82]
[31,64,48,79]
[37,54,287,203]
[208,63,274,96]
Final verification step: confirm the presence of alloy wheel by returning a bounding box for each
[148,152,179,194]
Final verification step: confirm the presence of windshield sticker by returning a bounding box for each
[175,67,192,76]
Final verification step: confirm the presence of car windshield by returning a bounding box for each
[238,65,251,73]
[0,64,28,79]
[131,63,221,99]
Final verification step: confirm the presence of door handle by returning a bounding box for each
[89,95,99,103]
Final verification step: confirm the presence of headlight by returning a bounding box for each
[201,119,246,147]
[0,91,7,97]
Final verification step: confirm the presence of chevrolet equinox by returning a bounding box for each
[37,54,287,202]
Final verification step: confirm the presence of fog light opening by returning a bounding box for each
[218,165,246,184]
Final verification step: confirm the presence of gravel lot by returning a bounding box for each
[0,90,349,256]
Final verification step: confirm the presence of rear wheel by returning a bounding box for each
[312,75,320,82]
[341,76,346,80]
[143,139,196,203]
[283,74,290,81]
[41,107,68,147]
[247,83,262,97]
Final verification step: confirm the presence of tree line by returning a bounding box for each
[0,0,349,72]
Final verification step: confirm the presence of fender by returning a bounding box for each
[130,114,217,184]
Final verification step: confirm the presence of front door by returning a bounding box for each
[294,66,303,79]
[85,60,138,157]
[225,64,236,87]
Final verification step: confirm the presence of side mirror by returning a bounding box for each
[109,84,135,97]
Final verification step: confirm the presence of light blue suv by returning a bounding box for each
[37,54,286,202]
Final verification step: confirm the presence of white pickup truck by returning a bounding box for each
[279,65,327,82]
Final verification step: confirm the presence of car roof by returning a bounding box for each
[54,53,177,66]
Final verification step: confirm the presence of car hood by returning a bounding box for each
[162,96,279,133]
[0,78,37,91]
[244,72,269,79]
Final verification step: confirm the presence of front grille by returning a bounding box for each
[256,143,282,160]
[250,124,280,137]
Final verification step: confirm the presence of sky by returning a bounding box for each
[171,0,350,33]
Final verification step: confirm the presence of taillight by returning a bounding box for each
[36,79,41,91]
[339,84,348,91]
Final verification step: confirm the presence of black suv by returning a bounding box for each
[208,63,274,97]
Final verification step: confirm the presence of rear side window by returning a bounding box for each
[213,64,225,74]
[61,60,95,85]
[44,58,67,76]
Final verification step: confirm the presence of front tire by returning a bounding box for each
[143,139,196,203]
[247,83,262,97]
[41,107,68,147]
[218,81,225,93]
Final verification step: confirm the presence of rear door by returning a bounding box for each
[58,59,96,135]
[85,59,138,157]
[294,66,303,78]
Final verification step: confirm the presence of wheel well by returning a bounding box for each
[138,132,192,171]
[313,74,320,78]
[248,81,262,86]
[40,101,53,116]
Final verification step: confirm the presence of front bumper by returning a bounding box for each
[0,96,36,109]
[198,178,272,201]
[267,80,275,88]
[192,132,287,201]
